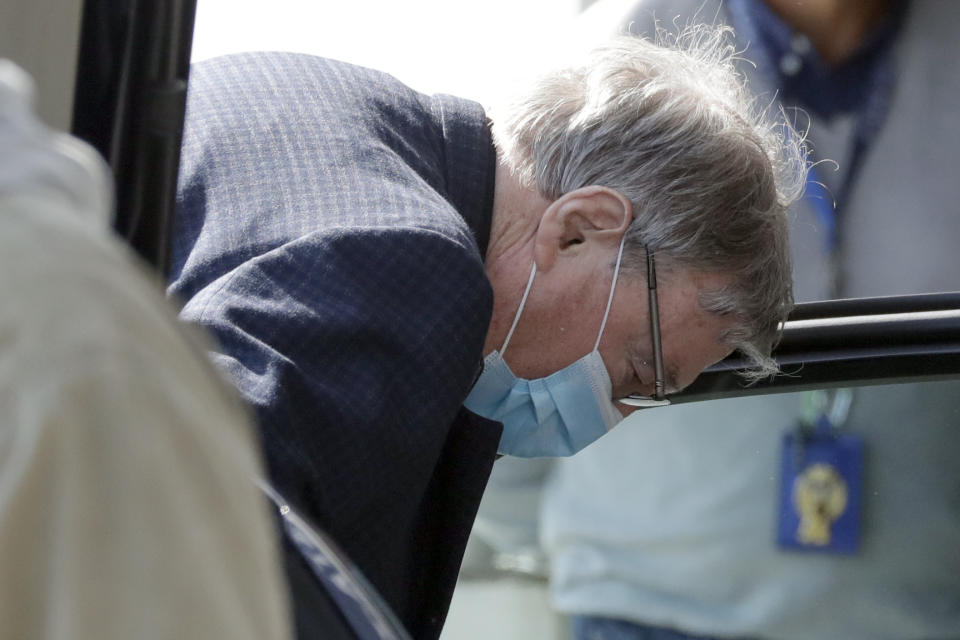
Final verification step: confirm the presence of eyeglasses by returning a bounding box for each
[619,247,671,408]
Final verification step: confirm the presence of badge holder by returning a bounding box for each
[776,389,864,554]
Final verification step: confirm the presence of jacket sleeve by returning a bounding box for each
[177,223,501,629]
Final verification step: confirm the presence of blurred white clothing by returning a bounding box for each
[0,59,292,639]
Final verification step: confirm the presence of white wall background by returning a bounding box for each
[192,0,584,103]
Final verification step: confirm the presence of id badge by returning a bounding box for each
[776,418,864,554]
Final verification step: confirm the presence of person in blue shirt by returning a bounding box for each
[534,1,960,638]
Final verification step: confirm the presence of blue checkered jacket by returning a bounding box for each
[170,52,502,639]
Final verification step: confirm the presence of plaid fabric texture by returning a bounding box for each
[170,52,502,639]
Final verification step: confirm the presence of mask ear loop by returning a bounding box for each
[499,261,538,355]
[593,233,628,351]
[503,232,627,357]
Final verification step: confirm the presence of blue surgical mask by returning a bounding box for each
[464,236,628,457]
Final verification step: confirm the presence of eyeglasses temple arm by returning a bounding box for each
[647,250,666,401]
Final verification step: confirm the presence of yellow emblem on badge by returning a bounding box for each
[792,463,848,546]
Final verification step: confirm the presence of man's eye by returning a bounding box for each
[631,360,648,384]
[628,369,648,394]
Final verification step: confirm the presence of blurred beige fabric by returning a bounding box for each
[0,59,292,639]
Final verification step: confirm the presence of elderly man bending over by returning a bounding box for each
[170,25,806,640]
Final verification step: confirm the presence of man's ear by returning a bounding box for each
[534,186,632,272]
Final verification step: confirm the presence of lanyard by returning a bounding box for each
[727,0,902,429]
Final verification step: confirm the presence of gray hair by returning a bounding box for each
[490,25,807,379]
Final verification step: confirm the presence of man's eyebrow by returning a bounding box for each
[626,339,646,367]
